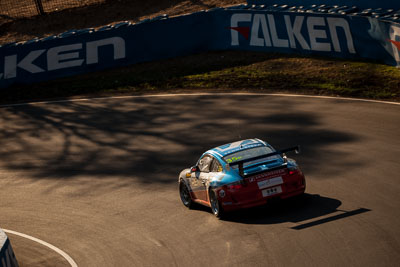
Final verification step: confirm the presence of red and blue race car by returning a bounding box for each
[178,139,306,218]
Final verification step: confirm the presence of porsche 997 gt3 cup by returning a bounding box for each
[178,139,306,218]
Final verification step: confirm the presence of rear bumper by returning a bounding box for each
[220,187,305,211]
[217,175,306,212]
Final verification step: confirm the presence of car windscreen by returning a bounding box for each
[223,146,279,166]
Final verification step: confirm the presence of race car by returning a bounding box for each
[178,138,306,218]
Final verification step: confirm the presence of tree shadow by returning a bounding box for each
[0,95,363,193]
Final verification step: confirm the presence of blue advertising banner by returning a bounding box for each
[215,9,400,66]
[246,1,400,10]
[0,6,399,88]
[0,11,216,89]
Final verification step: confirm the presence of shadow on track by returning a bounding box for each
[0,95,362,189]
[215,194,371,227]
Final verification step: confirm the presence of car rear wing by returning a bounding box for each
[229,146,301,177]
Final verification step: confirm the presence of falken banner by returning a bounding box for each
[0,12,216,89]
[218,10,400,64]
[0,8,399,88]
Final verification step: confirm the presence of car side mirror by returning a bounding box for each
[282,153,288,163]
[191,166,200,173]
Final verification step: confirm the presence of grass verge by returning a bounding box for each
[1,51,399,104]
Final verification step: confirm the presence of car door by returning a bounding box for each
[191,154,213,202]
[198,155,224,202]
[205,158,224,201]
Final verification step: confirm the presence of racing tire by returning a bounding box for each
[179,181,194,209]
[209,190,224,218]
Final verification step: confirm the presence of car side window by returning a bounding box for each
[198,155,213,172]
[210,159,222,172]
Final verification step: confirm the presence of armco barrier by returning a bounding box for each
[246,1,400,10]
[0,229,18,267]
[0,5,399,88]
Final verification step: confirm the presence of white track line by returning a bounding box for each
[3,229,78,267]
[0,93,399,108]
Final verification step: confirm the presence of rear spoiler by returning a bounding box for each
[229,146,301,177]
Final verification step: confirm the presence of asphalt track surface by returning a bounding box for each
[0,93,399,267]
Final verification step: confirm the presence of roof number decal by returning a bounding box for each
[226,156,242,163]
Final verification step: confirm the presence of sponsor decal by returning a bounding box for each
[225,156,242,163]
[227,26,250,40]
[257,176,283,189]
[388,40,400,51]
[230,13,356,54]
[388,25,400,64]
[0,37,125,80]
[215,140,263,156]
[368,18,400,65]
[248,168,286,182]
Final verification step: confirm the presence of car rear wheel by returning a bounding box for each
[179,181,193,208]
[209,190,224,218]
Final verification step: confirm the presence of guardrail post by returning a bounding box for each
[34,0,45,15]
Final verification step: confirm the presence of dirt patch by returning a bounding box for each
[0,0,244,45]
